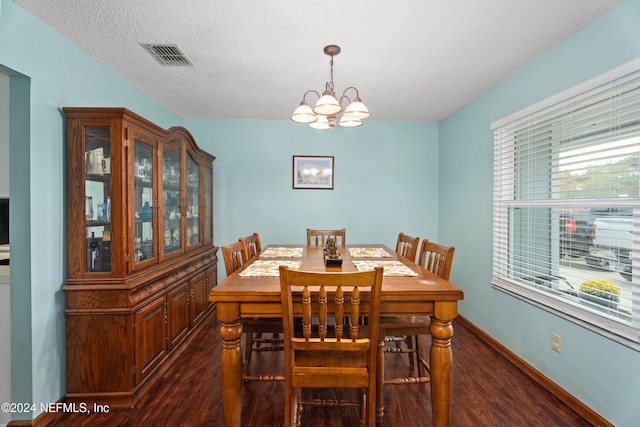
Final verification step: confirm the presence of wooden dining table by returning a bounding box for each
[209,244,464,426]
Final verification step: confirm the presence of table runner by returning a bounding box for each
[348,247,393,258]
[352,260,419,277]
[260,247,304,258]
[238,260,302,277]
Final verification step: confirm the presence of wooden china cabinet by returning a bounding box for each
[63,108,217,409]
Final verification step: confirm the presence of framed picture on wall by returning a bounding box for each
[292,155,334,190]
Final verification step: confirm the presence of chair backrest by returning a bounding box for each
[240,232,262,260]
[279,265,384,353]
[221,240,248,276]
[306,228,346,247]
[395,232,419,262]
[417,240,455,280]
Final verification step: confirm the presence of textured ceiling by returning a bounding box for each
[15,0,620,122]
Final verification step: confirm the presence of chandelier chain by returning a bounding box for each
[329,56,335,93]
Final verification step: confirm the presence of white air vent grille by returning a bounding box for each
[141,44,193,66]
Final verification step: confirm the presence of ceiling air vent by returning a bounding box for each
[141,44,193,66]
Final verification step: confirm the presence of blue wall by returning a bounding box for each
[439,1,640,425]
[187,119,439,267]
[1,0,639,424]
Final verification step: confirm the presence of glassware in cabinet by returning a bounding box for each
[66,107,216,280]
[84,126,112,273]
[203,166,213,243]
[134,140,155,263]
[186,152,200,247]
[162,147,182,254]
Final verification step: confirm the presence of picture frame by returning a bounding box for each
[292,155,334,190]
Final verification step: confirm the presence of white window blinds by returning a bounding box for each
[492,59,640,345]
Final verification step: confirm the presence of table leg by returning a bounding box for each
[376,337,385,423]
[430,301,457,427]
[217,303,243,427]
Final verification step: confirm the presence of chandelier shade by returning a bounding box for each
[290,45,369,129]
[338,116,362,128]
[314,85,342,116]
[291,101,317,124]
[343,96,370,119]
[309,114,331,130]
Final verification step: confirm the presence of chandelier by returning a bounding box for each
[290,45,369,129]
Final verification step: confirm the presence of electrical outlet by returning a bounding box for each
[551,332,561,352]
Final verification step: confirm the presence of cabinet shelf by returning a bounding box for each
[86,173,110,182]
[86,220,111,227]
[134,176,152,185]
[163,183,180,192]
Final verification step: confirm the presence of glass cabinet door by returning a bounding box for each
[163,147,182,254]
[203,166,212,243]
[134,140,155,263]
[186,152,200,247]
[85,126,112,273]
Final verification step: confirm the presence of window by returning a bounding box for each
[492,59,640,347]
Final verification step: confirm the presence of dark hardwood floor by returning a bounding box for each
[47,310,591,427]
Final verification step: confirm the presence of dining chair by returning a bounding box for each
[418,240,455,281]
[221,240,284,382]
[279,265,384,427]
[395,232,419,262]
[384,232,420,365]
[377,240,455,423]
[239,232,284,362]
[306,228,346,247]
[221,240,248,277]
[240,232,262,260]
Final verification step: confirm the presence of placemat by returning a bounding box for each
[348,247,393,258]
[239,260,302,277]
[260,247,304,258]
[352,260,419,277]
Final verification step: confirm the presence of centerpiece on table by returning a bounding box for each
[323,236,342,266]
